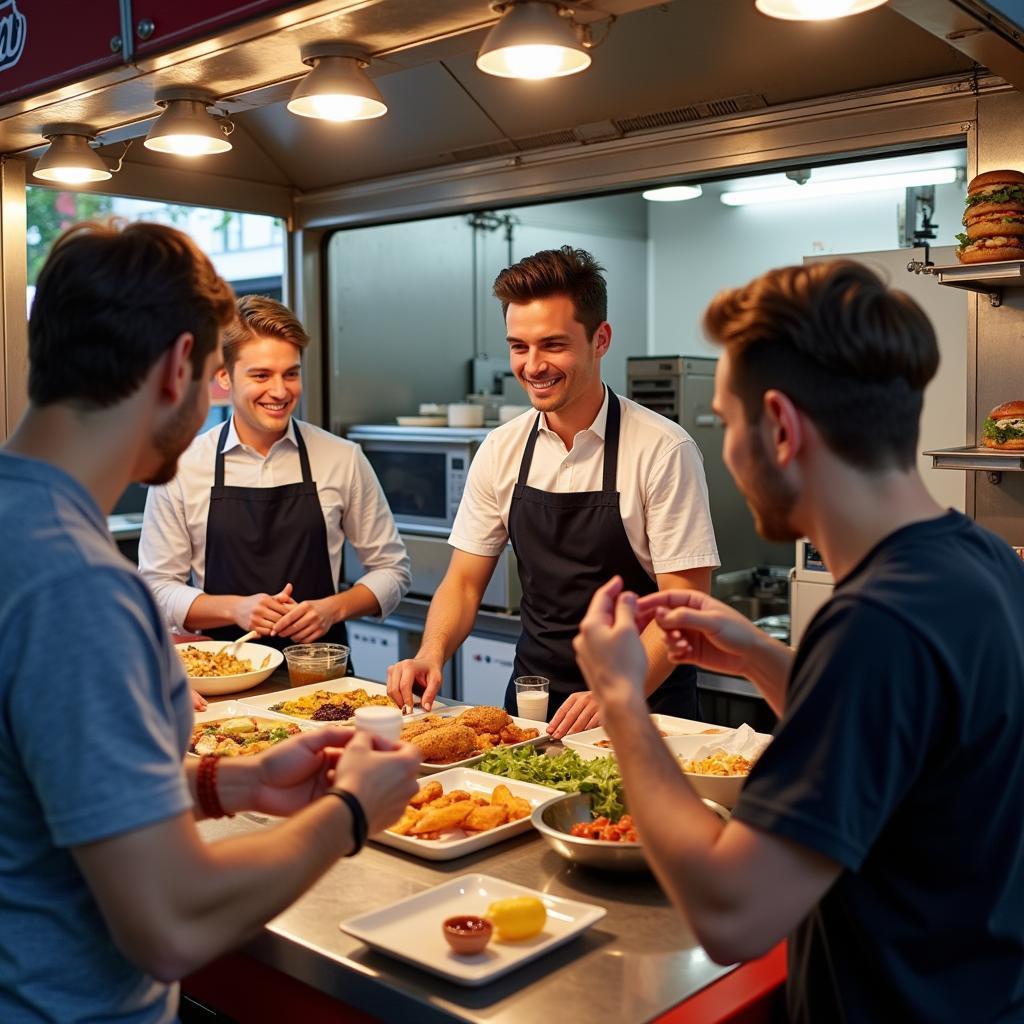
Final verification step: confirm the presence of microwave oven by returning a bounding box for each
[345,424,490,535]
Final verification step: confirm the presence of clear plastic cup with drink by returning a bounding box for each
[514,676,549,722]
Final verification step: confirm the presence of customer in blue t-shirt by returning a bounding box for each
[0,220,420,1024]
[572,260,1024,1023]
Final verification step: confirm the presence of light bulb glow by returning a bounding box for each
[754,0,887,20]
[144,133,231,157]
[720,167,958,206]
[479,43,590,79]
[288,93,386,121]
[34,165,109,184]
[642,185,703,202]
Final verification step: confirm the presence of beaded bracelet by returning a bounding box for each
[197,755,233,819]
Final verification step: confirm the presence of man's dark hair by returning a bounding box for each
[493,245,607,339]
[704,260,939,471]
[28,218,237,409]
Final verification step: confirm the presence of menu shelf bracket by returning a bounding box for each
[923,446,1024,485]
[906,258,1024,308]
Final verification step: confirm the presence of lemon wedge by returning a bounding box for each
[485,896,547,941]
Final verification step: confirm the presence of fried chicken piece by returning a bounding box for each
[409,781,443,807]
[500,723,540,744]
[400,716,445,741]
[457,706,511,734]
[410,800,475,834]
[473,732,499,751]
[464,803,509,832]
[410,724,478,763]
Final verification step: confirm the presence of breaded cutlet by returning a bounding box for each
[410,724,478,763]
[457,705,510,734]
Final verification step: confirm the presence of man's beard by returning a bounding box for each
[145,380,205,485]
[742,428,800,543]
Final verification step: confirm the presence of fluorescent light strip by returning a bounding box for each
[721,167,958,206]
[642,185,703,202]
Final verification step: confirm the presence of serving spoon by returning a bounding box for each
[217,630,259,656]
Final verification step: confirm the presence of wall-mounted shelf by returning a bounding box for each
[924,445,1024,485]
[906,259,1024,307]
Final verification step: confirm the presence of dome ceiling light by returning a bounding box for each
[287,44,387,122]
[144,90,233,157]
[33,128,113,184]
[477,1,605,80]
[754,0,888,20]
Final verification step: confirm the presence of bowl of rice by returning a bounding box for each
[176,640,283,696]
[664,729,771,809]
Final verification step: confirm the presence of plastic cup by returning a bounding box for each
[353,705,403,743]
[283,643,349,686]
[514,676,549,722]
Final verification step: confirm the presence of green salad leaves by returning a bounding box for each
[984,417,1024,444]
[476,746,626,821]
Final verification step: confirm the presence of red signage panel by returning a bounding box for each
[132,0,298,58]
[0,0,122,106]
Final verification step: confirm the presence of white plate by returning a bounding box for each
[188,700,313,757]
[177,640,284,696]
[408,710,549,774]
[339,873,605,986]
[562,714,725,760]
[372,767,560,861]
[396,415,448,427]
[237,677,450,725]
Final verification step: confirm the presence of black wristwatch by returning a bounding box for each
[328,787,368,856]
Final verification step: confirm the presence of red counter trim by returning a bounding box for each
[652,941,787,1024]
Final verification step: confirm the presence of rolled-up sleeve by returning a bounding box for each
[448,436,509,557]
[138,480,205,631]
[341,448,411,618]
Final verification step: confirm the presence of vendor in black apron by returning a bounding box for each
[387,246,719,737]
[138,296,410,658]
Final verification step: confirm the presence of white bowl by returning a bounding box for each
[664,732,771,809]
[447,403,484,427]
[177,640,283,696]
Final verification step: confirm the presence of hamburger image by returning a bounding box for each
[982,401,1024,451]
[957,169,1024,264]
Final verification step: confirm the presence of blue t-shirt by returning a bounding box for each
[0,451,194,1023]
[734,511,1024,1024]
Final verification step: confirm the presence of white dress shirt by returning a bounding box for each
[139,417,410,631]
[449,390,720,579]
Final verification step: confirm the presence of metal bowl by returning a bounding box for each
[532,792,729,873]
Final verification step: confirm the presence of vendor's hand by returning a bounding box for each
[330,731,422,836]
[573,576,650,710]
[191,689,208,712]
[547,691,602,739]
[271,596,336,643]
[235,583,295,635]
[635,589,761,678]
[241,726,358,817]
[386,657,443,713]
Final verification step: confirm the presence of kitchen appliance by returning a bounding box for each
[790,538,834,646]
[627,355,795,575]
[346,424,487,534]
[343,423,522,613]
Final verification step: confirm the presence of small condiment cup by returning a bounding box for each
[353,705,403,743]
[283,643,349,686]
[442,915,493,956]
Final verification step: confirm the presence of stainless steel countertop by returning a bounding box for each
[199,807,733,1023]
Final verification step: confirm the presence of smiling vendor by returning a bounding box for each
[388,246,719,736]
[139,295,410,651]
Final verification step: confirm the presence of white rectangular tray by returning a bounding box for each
[371,767,560,861]
[339,873,605,986]
[408,710,549,774]
[562,714,728,760]
[237,677,450,725]
[188,700,314,758]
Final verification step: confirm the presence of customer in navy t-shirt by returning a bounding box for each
[572,260,1024,1023]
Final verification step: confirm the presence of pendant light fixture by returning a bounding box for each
[477,1,592,80]
[754,0,888,20]
[144,90,233,157]
[287,44,387,122]
[33,128,112,184]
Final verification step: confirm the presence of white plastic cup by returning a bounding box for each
[353,705,403,743]
[514,676,549,722]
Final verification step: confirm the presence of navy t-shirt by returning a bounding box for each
[733,511,1024,1024]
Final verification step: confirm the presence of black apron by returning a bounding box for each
[202,419,350,656]
[504,388,697,720]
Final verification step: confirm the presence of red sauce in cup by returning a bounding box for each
[442,915,493,955]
